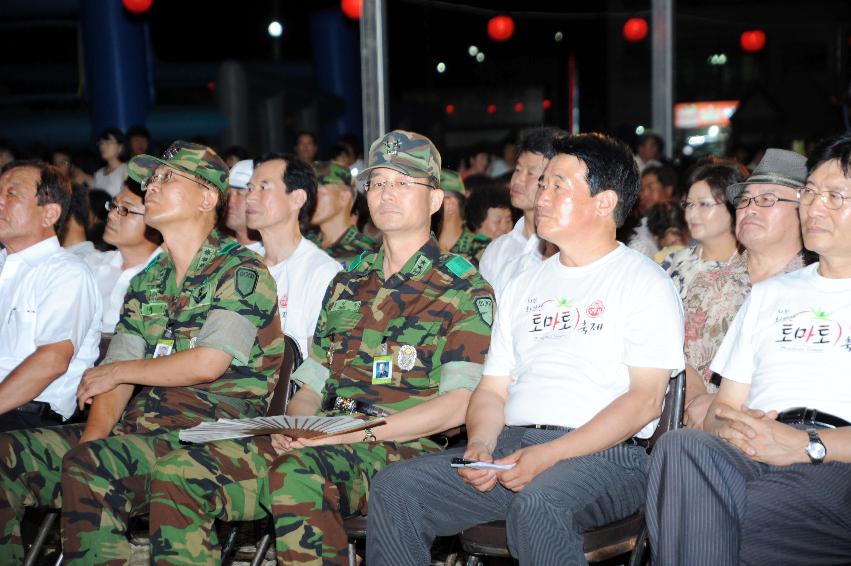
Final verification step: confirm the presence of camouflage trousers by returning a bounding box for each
[149,436,441,565]
[0,423,184,565]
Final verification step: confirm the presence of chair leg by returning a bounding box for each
[23,509,59,566]
[251,533,272,566]
[627,523,648,566]
[220,525,240,566]
[348,541,357,566]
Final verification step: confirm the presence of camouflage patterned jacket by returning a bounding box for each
[106,228,285,434]
[307,225,378,270]
[293,238,494,415]
[451,227,490,267]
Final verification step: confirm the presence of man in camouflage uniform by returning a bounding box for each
[0,141,284,564]
[307,162,377,268]
[437,169,490,266]
[147,130,495,565]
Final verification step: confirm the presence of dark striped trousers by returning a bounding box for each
[646,428,851,566]
[366,426,648,566]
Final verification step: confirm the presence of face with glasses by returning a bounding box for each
[799,160,851,258]
[142,166,217,229]
[682,181,732,243]
[734,183,801,252]
[365,168,442,234]
[103,187,148,247]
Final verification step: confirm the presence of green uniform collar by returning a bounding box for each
[367,237,442,282]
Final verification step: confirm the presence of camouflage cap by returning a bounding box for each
[356,130,441,186]
[317,162,354,188]
[439,169,465,196]
[128,140,230,195]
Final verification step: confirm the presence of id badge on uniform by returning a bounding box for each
[153,338,174,358]
[372,355,393,385]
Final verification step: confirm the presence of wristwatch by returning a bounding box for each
[805,428,827,465]
[363,428,377,443]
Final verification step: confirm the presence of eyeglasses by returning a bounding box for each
[734,193,799,209]
[105,199,144,217]
[680,200,724,210]
[799,187,850,210]
[142,168,210,191]
[362,178,433,193]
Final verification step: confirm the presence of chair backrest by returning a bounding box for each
[267,334,303,417]
[95,334,112,366]
[648,370,686,450]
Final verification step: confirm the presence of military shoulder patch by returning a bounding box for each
[235,267,259,298]
[445,255,473,278]
[474,296,494,327]
[474,233,491,242]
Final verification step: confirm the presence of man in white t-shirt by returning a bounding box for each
[367,133,684,565]
[478,127,563,287]
[84,178,162,333]
[226,159,264,255]
[246,152,342,358]
[0,160,101,431]
[646,134,851,565]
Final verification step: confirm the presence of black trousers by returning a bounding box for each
[0,406,64,433]
[646,428,851,566]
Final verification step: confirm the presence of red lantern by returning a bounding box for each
[486,103,497,115]
[487,15,515,42]
[740,30,766,53]
[623,18,648,42]
[445,104,455,115]
[542,99,552,110]
[122,0,152,14]
[513,102,525,113]
[341,0,362,20]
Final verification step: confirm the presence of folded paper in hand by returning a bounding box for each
[179,415,385,444]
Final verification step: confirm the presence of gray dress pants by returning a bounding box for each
[366,426,649,566]
[646,428,851,566]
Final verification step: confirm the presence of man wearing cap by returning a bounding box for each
[683,149,811,429]
[367,133,684,566]
[308,161,377,267]
[437,169,490,266]
[646,135,851,565]
[478,126,563,287]
[225,158,264,255]
[0,141,284,564]
[243,152,342,359]
[146,130,494,565]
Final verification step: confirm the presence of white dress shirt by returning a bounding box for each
[85,247,162,333]
[478,217,540,286]
[0,237,102,419]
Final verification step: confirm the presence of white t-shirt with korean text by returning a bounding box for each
[711,263,851,422]
[484,243,685,438]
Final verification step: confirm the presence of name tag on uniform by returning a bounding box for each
[372,355,393,385]
[153,338,174,358]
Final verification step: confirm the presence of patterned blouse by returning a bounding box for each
[661,244,739,300]
[682,251,806,392]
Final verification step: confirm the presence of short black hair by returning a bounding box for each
[807,133,851,177]
[295,131,318,145]
[638,132,665,153]
[642,164,678,190]
[89,188,111,224]
[67,182,91,231]
[551,133,640,227]
[330,142,353,161]
[1,160,72,234]
[517,126,566,159]
[466,184,513,231]
[254,152,317,223]
[646,200,687,240]
[126,125,151,141]
[223,145,249,162]
[98,128,128,162]
[687,159,745,229]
